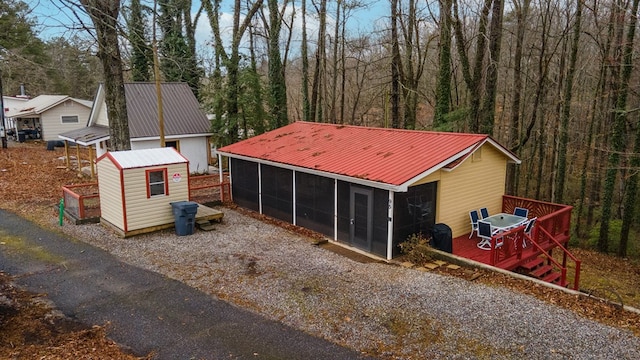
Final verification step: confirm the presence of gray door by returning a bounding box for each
[350,186,373,251]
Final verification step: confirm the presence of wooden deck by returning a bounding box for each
[452,232,494,265]
[195,203,224,222]
[452,230,541,270]
[448,195,581,290]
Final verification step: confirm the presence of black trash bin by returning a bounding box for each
[431,223,452,253]
[17,131,26,143]
[170,201,199,236]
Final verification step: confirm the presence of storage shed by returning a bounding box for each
[97,147,190,237]
[217,121,520,260]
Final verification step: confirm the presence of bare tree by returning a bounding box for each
[434,0,453,128]
[310,0,327,122]
[600,0,640,254]
[555,0,582,204]
[202,0,264,144]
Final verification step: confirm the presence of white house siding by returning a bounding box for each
[41,101,91,141]
[121,163,190,231]
[97,158,125,230]
[2,97,28,130]
[131,136,209,174]
[94,101,109,127]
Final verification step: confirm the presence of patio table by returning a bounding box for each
[481,213,527,233]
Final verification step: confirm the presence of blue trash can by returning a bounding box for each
[170,201,199,236]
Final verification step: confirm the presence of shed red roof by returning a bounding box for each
[218,122,518,189]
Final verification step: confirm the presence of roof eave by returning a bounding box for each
[399,144,481,190]
[58,134,110,146]
[216,151,403,192]
[485,137,521,164]
[131,133,213,141]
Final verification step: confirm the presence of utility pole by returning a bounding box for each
[152,0,165,147]
[0,68,7,149]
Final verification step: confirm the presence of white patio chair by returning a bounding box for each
[477,221,503,250]
[521,217,537,248]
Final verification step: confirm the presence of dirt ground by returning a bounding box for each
[1,140,639,357]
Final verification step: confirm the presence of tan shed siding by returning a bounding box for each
[41,102,91,141]
[97,159,125,229]
[435,145,508,238]
[122,164,190,230]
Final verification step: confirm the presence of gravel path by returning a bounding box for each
[59,207,640,359]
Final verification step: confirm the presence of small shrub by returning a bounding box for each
[399,233,433,264]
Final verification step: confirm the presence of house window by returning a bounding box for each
[165,140,180,151]
[61,115,79,123]
[146,169,168,197]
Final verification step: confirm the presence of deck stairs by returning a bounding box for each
[517,257,568,287]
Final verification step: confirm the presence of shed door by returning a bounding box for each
[350,186,373,251]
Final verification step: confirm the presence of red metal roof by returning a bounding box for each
[218,122,515,188]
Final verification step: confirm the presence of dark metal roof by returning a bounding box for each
[124,82,211,138]
[58,125,110,146]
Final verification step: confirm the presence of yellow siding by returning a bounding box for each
[41,101,91,141]
[409,144,508,238]
[122,163,189,231]
[97,159,125,229]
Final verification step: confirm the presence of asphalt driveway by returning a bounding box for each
[0,209,370,359]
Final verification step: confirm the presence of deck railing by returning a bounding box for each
[62,173,232,222]
[188,173,231,203]
[489,195,580,290]
[62,183,100,221]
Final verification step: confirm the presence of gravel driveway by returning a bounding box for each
[60,207,640,359]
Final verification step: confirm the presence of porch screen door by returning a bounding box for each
[350,186,373,251]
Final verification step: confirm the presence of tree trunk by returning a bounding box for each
[329,0,341,124]
[434,0,453,128]
[478,0,504,135]
[598,0,632,253]
[267,0,288,129]
[506,0,529,194]
[555,0,582,204]
[80,0,130,151]
[301,0,310,121]
[203,0,263,144]
[310,0,327,122]
[390,0,402,128]
[615,0,639,257]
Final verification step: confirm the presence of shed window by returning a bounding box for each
[146,169,168,197]
[61,115,79,123]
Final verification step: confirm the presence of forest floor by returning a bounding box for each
[0,140,639,357]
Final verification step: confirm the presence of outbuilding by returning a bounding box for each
[97,147,190,237]
[216,121,520,260]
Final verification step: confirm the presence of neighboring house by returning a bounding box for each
[58,82,213,174]
[5,95,92,141]
[2,96,29,136]
[216,121,520,260]
[97,147,190,237]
